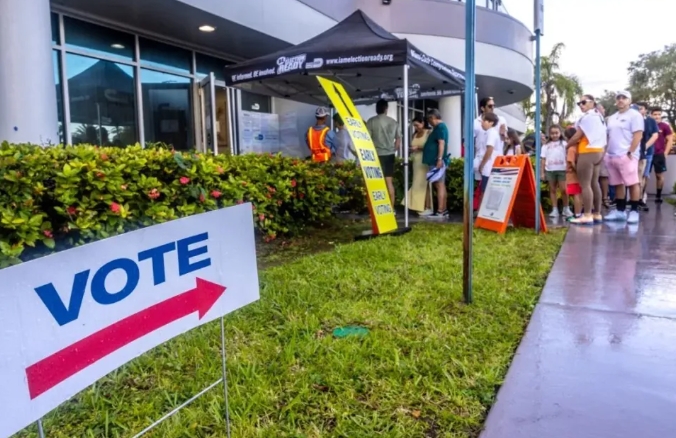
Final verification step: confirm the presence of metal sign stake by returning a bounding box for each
[220,316,232,438]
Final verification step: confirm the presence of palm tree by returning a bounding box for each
[524,43,583,132]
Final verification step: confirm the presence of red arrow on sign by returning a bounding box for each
[25,278,226,400]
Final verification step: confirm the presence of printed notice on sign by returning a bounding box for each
[0,205,260,438]
[317,76,397,234]
[478,168,520,223]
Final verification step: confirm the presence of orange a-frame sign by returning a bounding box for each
[475,155,548,234]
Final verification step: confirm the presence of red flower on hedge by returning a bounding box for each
[217,166,224,174]
[291,179,297,188]
[237,199,244,205]
[211,190,221,199]
[110,202,121,214]
[266,193,272,199]
[277,200,282,206]
[96,172,105,179]
[148,189,160,200]
[299,193,305,199]
[100,153,108,161]
[199,194,205,203]
[259,214,265,221]
[43,230,53,239]
[67,206,77,215]
[180,177,190,185]
[267,186,276,193]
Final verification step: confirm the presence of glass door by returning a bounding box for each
[199,73,217,154]
[198,73,237,155]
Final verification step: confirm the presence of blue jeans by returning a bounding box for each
[609,185,616,200]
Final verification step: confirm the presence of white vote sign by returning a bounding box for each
[0,204,260,438]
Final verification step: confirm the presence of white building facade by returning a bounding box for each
[0,0,533,158]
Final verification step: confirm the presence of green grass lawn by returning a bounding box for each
[19,224,565,438]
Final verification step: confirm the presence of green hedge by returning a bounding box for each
[0,143,550,267]
[0,143,369,267]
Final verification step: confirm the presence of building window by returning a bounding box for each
[53,51,64,144]
[141,69,193,150]
[139,38,192,74]
[240,90,271,113]
[51,13,60,45]
[64,16,135,61]
[195,52,233,81]
[66,53,137,146]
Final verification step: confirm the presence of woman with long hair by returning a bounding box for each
[566,94,607,224]
[403,114,433,216]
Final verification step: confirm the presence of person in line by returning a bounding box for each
[541,125,572,218]
[366,99,401,209]
[306,107,336,162]
[422,109,449,218]
[475,112,501,197]
[649,107,674,204]
[566,95,607,224]
[331,113,356,164]
[594,104,613,209]
[635,102,659,211]
[604,90,644,224]
[403,114,433,216]
[474,96,508,154]
[564,126,583,220]
[504,129,522,155]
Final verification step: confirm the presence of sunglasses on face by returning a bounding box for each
[486,104,495,109]
[577,100,591,106]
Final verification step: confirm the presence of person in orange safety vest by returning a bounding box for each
[306,107,337,162]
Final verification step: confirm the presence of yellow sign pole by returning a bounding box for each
[317,76,399,236]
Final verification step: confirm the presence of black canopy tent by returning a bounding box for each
[224,10,466,227]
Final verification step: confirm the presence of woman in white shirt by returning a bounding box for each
[540,125,572,217]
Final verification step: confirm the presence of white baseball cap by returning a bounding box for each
[616,90,632,99]
[315,107,329,117]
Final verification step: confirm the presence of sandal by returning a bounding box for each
[570,216,594,225]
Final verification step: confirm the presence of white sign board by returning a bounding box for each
[478,167,519,223]
[0,204,260,438]
[239,111,280,154]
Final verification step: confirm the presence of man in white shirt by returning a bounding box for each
[603,90,644,224]
[474,96,508,151]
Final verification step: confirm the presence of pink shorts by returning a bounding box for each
[605,154,640,187]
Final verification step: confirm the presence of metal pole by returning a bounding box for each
[534,28,542,234]
[37,419,45,438]
[220,317,232,438]
[463,0,477,304]
[403,65,410,228]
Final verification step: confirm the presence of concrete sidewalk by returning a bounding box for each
[480,201,676,438]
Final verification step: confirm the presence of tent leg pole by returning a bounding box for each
[403,64,410,228]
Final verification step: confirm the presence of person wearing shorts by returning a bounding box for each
[635,102,659,210]
[366,99,401,210]
[603,90,644,224]
[565,128,583,219]
[540,125,571,218]
[649,107,674,203]
[422,109,449,218]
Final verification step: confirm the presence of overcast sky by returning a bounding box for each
[506,0,674,97]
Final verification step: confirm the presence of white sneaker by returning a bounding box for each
[549,208,560,218]
[419,209,434,217]
[562,207,574,218]
[604,209,627,222]
[627,210,639,224]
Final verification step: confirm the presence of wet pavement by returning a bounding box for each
[480,201,676,438]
